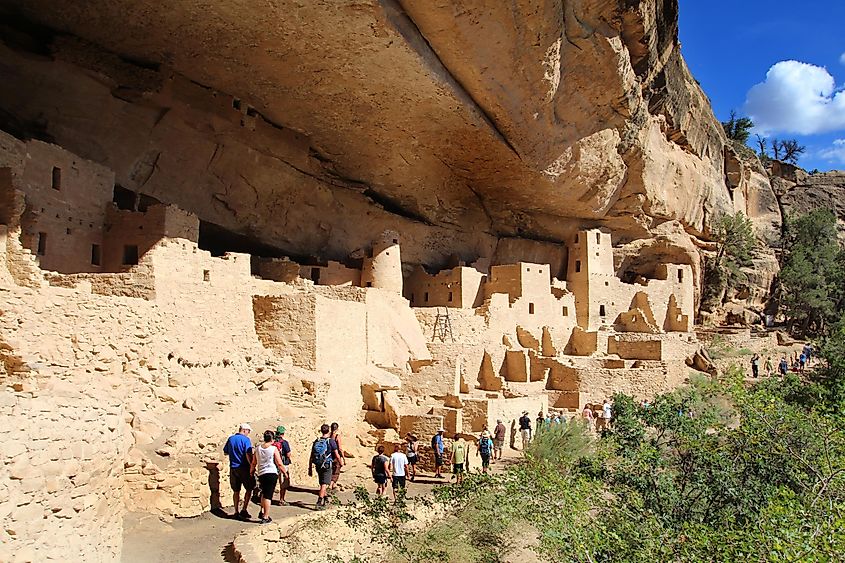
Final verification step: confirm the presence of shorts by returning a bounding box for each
[331,462,342,483]
[493,439,504,450]
[434,453,444,466]
[373,474,388,485]
[453,463,464,474]
[257,473,278,499]
[481,454,490,468]
[392,475,406,489]
[408,454,418,466]
[317,466,333,486]
[279,471,291,490]
[229,465,255,493]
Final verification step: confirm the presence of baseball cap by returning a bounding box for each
[276,425,286,435]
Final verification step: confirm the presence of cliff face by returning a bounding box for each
[0,0,732,271]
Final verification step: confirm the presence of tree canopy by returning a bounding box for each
[721,110,754,144]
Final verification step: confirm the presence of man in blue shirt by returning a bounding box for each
[431,428,445,479]
[223,423,255,519]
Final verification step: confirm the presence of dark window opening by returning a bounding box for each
[51,167,61,190]
[246,107,259,117]
[424,292,429,303]
[574,233,579,243]
[66,228,72,235]
[112,185,138,210]
[310,267,320,283]
[137,193,161,213]
[605,281,609,286]
[575,260,581,273]
[529,303,535,314]
[36,232,47,255]
[203,269,210,282]
[448,291,453,302]
[678,269,684,283]
[595,232,601,244]
[562,306,569,316]
[366,281,373,287]
[392,238,398,244]
[122,245,139,266]
[91,244,101,266]
[232,98,242,110]
[599,305,606,317]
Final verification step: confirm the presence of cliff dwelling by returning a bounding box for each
[0,1,830,561]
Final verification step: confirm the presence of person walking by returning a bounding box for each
[581,404,594,430]
[389,444,409,500]
[272,426,292,505]
[764,356,774,377]
[779,356,789,376]
[255,430,285,524]
[223,423,255,520]
[751,354,760,378]
[799,352,807,372]
[329,422,345,492]
[451,434,469,484]
[493,419,506,461]
[601,399,613,431]
[431,428,446,478]
[308,424,342,509]
[405,433,419,482]
[371,445,391,497]
[536,411,545,432]
[518,411,532,450]
[477,430,493,474]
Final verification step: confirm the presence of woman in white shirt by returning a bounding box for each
[255,430,285,524]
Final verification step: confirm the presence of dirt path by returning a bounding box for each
[121,477,444,562]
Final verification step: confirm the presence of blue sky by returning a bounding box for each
[679,0,845,171]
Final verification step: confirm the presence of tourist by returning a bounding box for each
[601,399,612,431]
[329,422,345,491]
[308,424,341,509]
[477,430,493,474]
[779,356,789,376]
[255,430,284,524]
[223,423,255,520]
[405,433,419,482]
[764,356,774,377]
[751,354,760,378]
[431,428,446,478]
[581,404,594,429]
[552,411,562,425]
[273,426,292,505]
[805,344,814,365]
[389,443,410,499]
[493,419,506,460]
[450,434,469,484]
[799,352,807,372]
[371,445,391,497]
[536,410,545,431]
[518,411,532,449]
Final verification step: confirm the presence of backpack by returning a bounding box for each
[479,438,492,456]
[311,437,332,470]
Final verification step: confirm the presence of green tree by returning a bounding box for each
[721,110,754,143]
[778,209,845,335]
[702,212,756,310]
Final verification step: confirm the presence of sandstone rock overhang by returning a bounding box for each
[0,0,731,264]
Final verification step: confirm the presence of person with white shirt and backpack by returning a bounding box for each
[255,430,285,524]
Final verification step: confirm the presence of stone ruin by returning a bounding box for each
[0,131,704,560]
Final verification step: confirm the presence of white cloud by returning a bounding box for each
[840,52,845,66]
[744,60,845,135]
[820,139,845,165]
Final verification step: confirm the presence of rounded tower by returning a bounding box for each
[361,230,402,293]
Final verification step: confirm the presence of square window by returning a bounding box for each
[122,245,139,266]
[562,306,569,316]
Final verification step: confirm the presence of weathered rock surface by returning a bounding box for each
[0,0,733,267]
[775,169,845,243]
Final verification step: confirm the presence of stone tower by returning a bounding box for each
[566,229,614,330]
[361,230,402,294]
